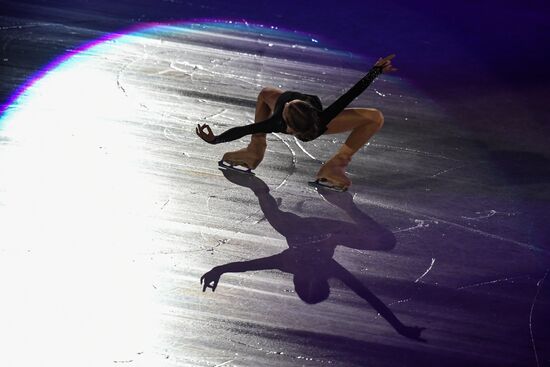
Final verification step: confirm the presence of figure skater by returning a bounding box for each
[196,54,397,191]
[201,170,425,341]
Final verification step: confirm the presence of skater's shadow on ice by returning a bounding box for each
[200,170,425,341]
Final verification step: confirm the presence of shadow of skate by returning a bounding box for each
[201,169,425,341]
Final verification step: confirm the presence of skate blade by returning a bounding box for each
[218,160,255,175]
[308,179,348,192]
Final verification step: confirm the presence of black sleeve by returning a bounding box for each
[215,253,284,273]
[211,114,286,144]
[319,66,384,126]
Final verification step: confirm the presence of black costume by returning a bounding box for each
[210,65,383,144]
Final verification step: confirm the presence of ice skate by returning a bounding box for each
[218,160,255,175]
[310,154,352,192]
[218,135,266,175]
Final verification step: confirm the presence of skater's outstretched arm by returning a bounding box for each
[196,114,285,144]
[330,260,426,341]
[319,55,397,127]
[312,55,397,189]
[201,254,283,291]
[196,87,284,144]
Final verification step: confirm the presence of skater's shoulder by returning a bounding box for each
[275,91,317,105]
[259,87,284,110]
[280,91,322,110]
[260,86,284,96]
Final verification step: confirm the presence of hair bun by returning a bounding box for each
[287,101,322,141]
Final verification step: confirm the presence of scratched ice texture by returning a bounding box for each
[0,21,549,367]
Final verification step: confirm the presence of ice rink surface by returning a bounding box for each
[0,8,549,367]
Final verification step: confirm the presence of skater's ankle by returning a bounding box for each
[251,134,267,144]
[335,145,354,161]
[332,152,352,164]
[248,140,267,155]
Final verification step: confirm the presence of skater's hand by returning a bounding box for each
[196,123,216,144]
[397,325,427,342]
[374,54,397,73]
[201,267,222,292]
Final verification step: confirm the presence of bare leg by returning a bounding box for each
[221,89,281,169]
[316,108,384,189]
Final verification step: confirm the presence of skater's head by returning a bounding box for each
[293,273,330,304]
[283,100,322,142]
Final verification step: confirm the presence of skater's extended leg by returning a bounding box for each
[315,108,384,189]
[222,88,282,170]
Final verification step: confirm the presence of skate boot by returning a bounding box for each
[219,134,267,175]
[309,154,352,192]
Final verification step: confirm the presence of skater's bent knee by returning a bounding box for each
[358,108,384,130]
[371,109,384,130]
[258,87,283,110]
[258,87,271,100]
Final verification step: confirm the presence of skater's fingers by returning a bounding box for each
[201,280,216,292]
[197,125,210,137]
[198,124,212,136]
[375,54,396,69]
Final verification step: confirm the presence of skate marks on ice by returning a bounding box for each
[271,133,297,190]
[1,20,549,366]
[204,171,428,342]
[352,192,542,253]
[414,258,436,284]
[529,269,550,367]
[189,42,550,365]
[207,172,546,366]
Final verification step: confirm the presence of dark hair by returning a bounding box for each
[286,101,322,142]
[293,274,330,304]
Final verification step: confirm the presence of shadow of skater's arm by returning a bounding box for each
[330,260,426,341]
[220,169,299,234]
[201,253,284,292]
[255,190,301,235]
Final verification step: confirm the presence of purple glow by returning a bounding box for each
[0,21,162,117]
[0,18,331,118]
